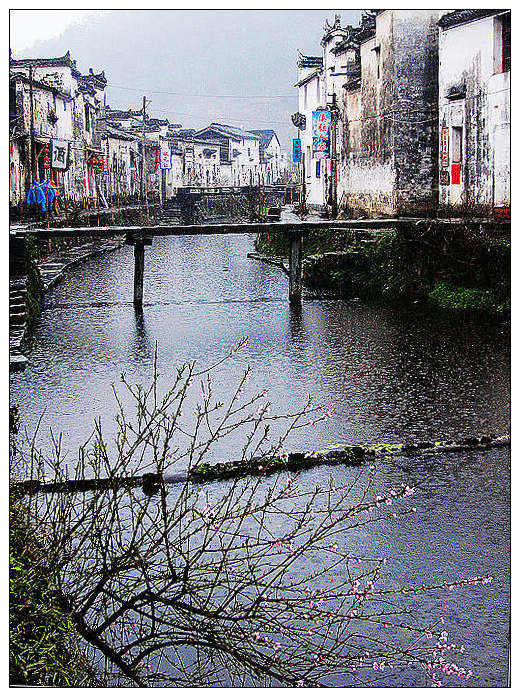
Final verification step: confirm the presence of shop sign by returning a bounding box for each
[160,144,172,169]
[50,139,71,171]
[292,138,301,163]
[312,110,331,156]
[439,169,450,186]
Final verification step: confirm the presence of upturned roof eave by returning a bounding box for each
[295,68,323,88]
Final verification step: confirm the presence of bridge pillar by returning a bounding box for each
[133,242,145,307]
[126,232,153,308]
[288,228,303,304]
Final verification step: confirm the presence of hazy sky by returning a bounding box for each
[9,9,362,150]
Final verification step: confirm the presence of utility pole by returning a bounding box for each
[28,67,36,182]
[328,92,339,219]
[141,96,150,223]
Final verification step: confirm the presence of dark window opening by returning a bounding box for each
[84,104,90,132]
[452,126,462,164]
[502,13,511,72]
[9,83,16,120]
[373,46,381,80]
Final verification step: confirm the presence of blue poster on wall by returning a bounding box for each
[292,138,301,163]
[312,110,331,156]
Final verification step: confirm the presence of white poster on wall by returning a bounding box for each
[160,144,172,169]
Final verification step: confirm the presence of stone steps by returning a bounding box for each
[10,353,28,371]
[9,278,28,371]
[9,236,125,372]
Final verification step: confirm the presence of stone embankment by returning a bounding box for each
[254,217,510,317]
[9,235,124,372]
[191,433,510,482]
[12,434,510,494]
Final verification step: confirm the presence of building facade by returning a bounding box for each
[295,9,510,219]
[438,10,510,216]
[9,51,107,209]
[251,130,285,184]
[195,123,262,186]
[9,50,287,216]
[295,52,326,208]
[340,10,440,216]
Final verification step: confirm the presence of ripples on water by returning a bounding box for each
[10,233,510,686]
[11,234,510,455]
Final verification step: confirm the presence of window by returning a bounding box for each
[451,126,462,164]
[373,45,381,80]
[84,104,90,132]
[9,83,16,120]
[304,85,308,110]
[316,160,321,178]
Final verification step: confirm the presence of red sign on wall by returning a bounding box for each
[451,163,461,185]
[441,127,449,168]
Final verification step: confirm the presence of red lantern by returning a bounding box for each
[43,145,50,170]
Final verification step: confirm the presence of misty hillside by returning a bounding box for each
[11,9,361,150]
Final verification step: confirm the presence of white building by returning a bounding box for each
[438,10,510,216]
[9,51,108,206]
[98,123,139,202]
[195,123,261,186]
[295,52,326,208]
[250,130,286,184]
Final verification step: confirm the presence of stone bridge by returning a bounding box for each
[28,217,510,306]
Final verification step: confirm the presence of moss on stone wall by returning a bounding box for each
[255,227,337,258]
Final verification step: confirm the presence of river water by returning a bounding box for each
[10,231,510,686]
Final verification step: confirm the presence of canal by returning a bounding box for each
[10,231,510,686]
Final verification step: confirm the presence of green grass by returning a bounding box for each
[427,281,509,315]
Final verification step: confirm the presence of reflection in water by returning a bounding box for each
[288,301,304,344]
[130,306,154,363]
[9,233,510,686]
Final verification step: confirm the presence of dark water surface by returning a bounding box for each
[189,447,510,687]
[10,233,510,686]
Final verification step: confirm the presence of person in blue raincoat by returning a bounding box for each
[26,181,47,211]
[40,180,57,213]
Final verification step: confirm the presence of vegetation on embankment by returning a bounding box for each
[24,234,44,329]
[9,407,100,687]
[427,281,509,314]
[255,223,510,318]
[9,495,100,686]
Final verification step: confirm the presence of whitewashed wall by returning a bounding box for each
[439,13,510,212]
